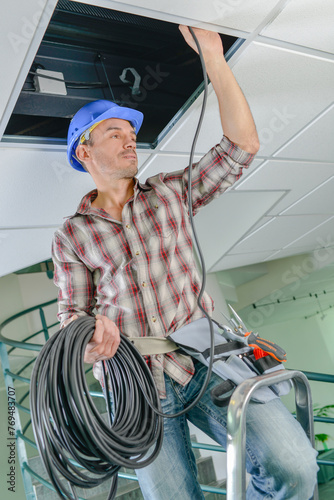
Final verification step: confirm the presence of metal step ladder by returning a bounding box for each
[226,369,319,500]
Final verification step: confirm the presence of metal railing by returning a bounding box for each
[226,370,319,500]
[0,300,333,499]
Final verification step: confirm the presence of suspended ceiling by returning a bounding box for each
[5,0,238,145]
[0,0,333,313]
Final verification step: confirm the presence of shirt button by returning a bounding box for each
[135,251,140,256]
[154,204,158,209]
[142,282,147,287]
[125,224,131,229]
[152,316,157,323]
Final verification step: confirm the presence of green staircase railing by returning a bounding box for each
[0,300,333,499]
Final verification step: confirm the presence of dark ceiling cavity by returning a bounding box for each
[4,0,240,147]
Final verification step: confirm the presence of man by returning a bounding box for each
[52,25,318,499]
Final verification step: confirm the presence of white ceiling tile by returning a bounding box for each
[232,42,334,157]
[0,0,57,136]
[158,88,267,174]
[235,159,334,214]
[244,216,275,234]
[159,90,224,154]
[96,0,280,33]
[0,145,150,227]
[231,214,330,254]
[211,250,277,272]
[0,227,57,278]
[138,153,202,180]
[261,0,334,54]
[282,215,334,250]
[275,105,334,162]
[232,158,266,184]
[194,190,286,271]
[266,230,334,262]
[1,0,333,281]
[282,177,334,215]
[263,246,317,262]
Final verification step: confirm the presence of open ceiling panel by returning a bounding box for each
[4,0,238,146]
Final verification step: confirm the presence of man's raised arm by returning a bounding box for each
[179,25,259,155]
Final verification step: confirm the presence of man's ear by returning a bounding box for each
[75,143,90,164]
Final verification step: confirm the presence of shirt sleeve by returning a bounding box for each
[164,135,255,216]
[52,230,96,327]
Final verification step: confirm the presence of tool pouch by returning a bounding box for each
[168,318,292,404]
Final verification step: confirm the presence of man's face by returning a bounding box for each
[81,117,138,179]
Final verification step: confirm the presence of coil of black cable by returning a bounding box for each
[30,316,164,500]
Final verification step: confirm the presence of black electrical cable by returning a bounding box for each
[141,26,215,420]
[30,316,163,500]
[30,26,215,500]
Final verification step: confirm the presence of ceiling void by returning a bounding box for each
[4,0,239,147]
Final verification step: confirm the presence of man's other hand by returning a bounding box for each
[84,314,120,363]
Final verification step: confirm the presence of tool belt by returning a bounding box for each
[129,307,292,405]
[168,315,292,405]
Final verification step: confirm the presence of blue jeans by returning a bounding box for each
[135,361,318,499]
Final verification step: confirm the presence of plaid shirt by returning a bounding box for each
[52,136,255,397]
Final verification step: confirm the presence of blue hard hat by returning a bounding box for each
[67,100,144,172]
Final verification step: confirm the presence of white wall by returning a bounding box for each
[0,274,25,324]
[0,274,26,499]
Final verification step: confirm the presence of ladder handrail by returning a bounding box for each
[226,369,319,500]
